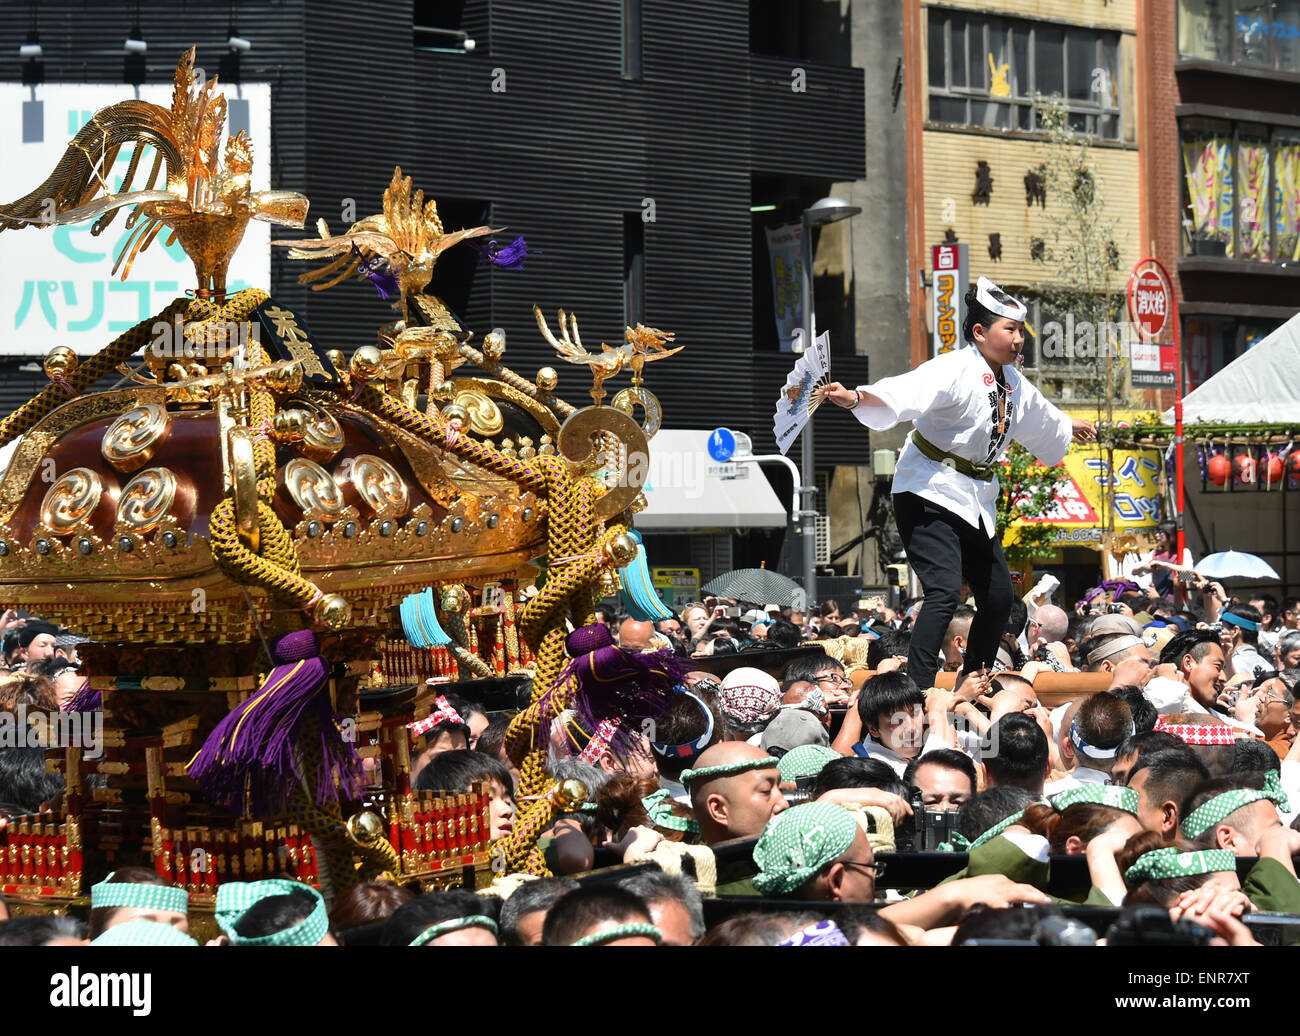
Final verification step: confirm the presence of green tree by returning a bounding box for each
[1028,99,1127,410]
[998,441,1067,568]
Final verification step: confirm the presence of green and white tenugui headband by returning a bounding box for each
[409,915,499,946]
[570,922,663,947]
[641,788,700,834]
[937,809,1026,853]
[1050,785,1139,816]
[1124,847,1236,883]
[1181,771,1290,840]
[680,757,779,785]
[90,872,189,914]
[90,918,199,947]
[215,878,329,947]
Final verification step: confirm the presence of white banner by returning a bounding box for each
[0,82,272,356]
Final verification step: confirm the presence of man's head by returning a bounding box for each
[617,871,705,946]
[783,654,852,702]
[1062,692,1134,775]
[940,605,976,671]
[903,749,976,811]
[717,666,783,735]
[752,802,876,902]
[383,890,499,947]
[0,913,87,946]
[867,628,911,670]
[618,618,655,652]
[953,786,1038,845]
[1124,747,1209,843]
[541,886,659,946]
[413,749,517,839]
[1111,729,1187,786]
[1276,630,1300,671]
[856,671,926,758]
[1160,630,1226,710]
[1028,605,1069,645]
[1220,604,1262,652]
[982,712,1050,793]
[685,741,786,844]
[88,866,189,939]
[498,878,578,946]
[15,621,57,665]
[1181,773,1285,855]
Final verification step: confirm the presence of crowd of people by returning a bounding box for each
[1,557,1297,948]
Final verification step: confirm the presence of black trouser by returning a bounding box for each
[893,491,1013,691]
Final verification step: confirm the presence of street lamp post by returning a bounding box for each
[799,196,861,613]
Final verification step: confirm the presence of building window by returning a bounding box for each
[1184,315,1284,390]
[623,213,645,328]
[622,0,643,80]
[927,10,1121,139]
[1180,116,1300,262]
[1178,0,1300,73]
[414,0,474,52]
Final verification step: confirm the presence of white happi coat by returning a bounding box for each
[851,346,1072,535]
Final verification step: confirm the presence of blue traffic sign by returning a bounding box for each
[708,427,736,462]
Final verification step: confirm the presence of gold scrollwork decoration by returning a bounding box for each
[556,406,650,519]
[610,385,663,439]
[101,403,171,473]
[116,467,178,533]
[284,458,347,522]
[452,389,505,437]
[296,401,346,463]
[349,454,409,519]
[40,468,106,535]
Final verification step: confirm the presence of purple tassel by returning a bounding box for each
[355,247,400,300]
[188,631,364,815]
[470,235,533,270]
[65,683,101,713]
[556,624,693,757]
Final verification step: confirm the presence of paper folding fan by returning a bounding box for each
[773,331,831,456]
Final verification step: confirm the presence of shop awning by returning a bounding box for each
[634,429,789,530]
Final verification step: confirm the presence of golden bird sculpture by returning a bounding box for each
[533,306,683,406]
[0,48,308,297]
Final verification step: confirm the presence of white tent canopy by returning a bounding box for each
[1164,311,1300,424]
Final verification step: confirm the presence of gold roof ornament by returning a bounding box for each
[0,48,308,297]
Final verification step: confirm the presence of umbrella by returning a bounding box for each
[1193,550,1281,582]
[702,568,804,608]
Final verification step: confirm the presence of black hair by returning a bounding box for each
[903,748,977,795]
[0,746,64,814]
[1232,737,1280,775]
[961,283,1019,344]
[983,713,1049,789]
[1073,692,1134,765]
[618,870,705,942]
[475,715,513,764]
[26,657,78,681]
[954,786,1037,843]
[953,903,1065,946]
[498,877,579,946]
[0,913,86,946]
[810,757,909,800]
[1223,604,1262,645]
[1115,728,1186,763]
[541,885,653,946]
[1114,685,1157,733]
[413,748,515,797]
[15,621,58,650]
[1160,629,1222,667]
[765,620,802,649]
[856,671,925,730]
[87,865,180,938]
[711,638,738,656]
[1005,597,1028,640]
[383,890,500,946]
[833,906,909,946]
[651,691,723,780]
[816,623,843,640]
[783,652,842,684]
[868,629,912,670]
[232,890,320,941]
[1128,749,1209,816]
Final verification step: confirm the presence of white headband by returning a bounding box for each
[1088,634,1144,665]
[1069,719,1135,760]
[975,276,1027,322]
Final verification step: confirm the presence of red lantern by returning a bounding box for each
[1207,453,1230,486]
[1232,453,1257,485]
[1288,451,1300,485]
[1262,452,1284,485]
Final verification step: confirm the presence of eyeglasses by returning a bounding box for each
[841,859,886,878]
[815,673,852,686]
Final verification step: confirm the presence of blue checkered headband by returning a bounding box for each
[91,872,189,914]
[215,879,329,947]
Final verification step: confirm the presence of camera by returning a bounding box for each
[1107,603,1125,614]
[910,789,959,851]
[1106,906,1215,947]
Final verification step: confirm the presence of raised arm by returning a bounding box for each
[817,359,954,432]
